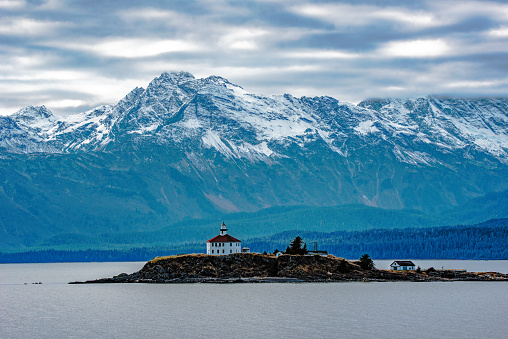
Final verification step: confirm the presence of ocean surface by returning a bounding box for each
[1,261,507,338]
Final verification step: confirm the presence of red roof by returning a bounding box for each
[207,234,241,243]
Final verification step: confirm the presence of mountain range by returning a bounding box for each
[1,71,507,250]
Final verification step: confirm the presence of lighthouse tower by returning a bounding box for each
[220,222,227,236]
[206,222,242,255]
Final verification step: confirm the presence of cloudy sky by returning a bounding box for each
[1,0,508,115]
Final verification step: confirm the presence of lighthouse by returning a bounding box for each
[206,222,242,255]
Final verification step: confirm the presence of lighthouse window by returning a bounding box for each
[230,250,232,253]
[212,250,214,254]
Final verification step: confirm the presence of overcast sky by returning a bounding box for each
[1,0,508,115]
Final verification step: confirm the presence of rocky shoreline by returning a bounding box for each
[70,253,508,284]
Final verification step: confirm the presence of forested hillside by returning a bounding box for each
[247,218,508,260]
[2,218,506,263]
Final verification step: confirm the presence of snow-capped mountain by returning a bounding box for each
[359,97,508,164]
[1,72,508,249]
[2,71,507,165]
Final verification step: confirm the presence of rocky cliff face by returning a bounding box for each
[1,72,508,249]
[90,253,368,282]
[141,253,357,280]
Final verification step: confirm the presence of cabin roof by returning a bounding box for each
[207,234,241,243]
[391,261,415,266]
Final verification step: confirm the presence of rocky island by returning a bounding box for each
[70,253,508,284]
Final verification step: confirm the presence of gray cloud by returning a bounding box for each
[1,0,507,115]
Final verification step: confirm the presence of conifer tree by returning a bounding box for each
[285,236,308,255]
[358,253,375,270]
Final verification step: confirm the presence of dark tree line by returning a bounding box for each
[0,247,201,263]
[1,219,507,263]
[247,219,508,260]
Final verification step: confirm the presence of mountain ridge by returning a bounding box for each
[2,71,507,165]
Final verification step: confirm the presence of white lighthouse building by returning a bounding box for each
[206,222,241,255]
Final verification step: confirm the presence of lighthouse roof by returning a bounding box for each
[207,234,241,243]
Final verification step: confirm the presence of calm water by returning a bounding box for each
[1,261,507,339]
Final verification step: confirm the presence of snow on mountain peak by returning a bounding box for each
[13,105,54,120]
[157,71,195,83]
[1,72,507,166]
[11,105,57,133]
[360,96,508,162]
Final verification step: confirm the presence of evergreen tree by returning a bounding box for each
[285,236,308,255]
[358,253,375,270]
